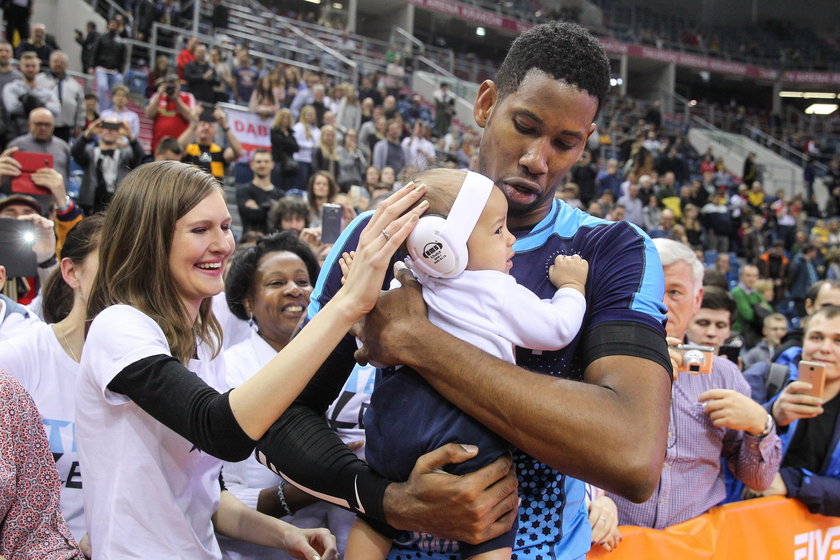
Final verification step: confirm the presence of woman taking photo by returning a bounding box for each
[305,171,339,228]
[270,109,299,191]
[75,161,426,558]
[292,105,320,189]
[0,215,104,546]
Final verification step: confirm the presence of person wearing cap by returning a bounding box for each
[178,104,243,180]
[145,72,196,154]
[0,191,59,307]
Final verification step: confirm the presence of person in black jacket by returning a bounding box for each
[90,18,127,111]
[236,149,282,234]
[270,108,299,191]
[74,22,98,72]
[182,44,218,104]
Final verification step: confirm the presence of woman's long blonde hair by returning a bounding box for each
[318,125,339,161]
[86,161,224,363]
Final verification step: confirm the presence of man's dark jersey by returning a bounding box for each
[256,198,670,559]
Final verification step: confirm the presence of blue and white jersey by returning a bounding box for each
[307,198,669,559]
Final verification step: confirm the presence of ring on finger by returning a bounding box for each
[381,229,391,241]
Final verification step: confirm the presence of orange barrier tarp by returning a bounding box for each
[588,497,840,559]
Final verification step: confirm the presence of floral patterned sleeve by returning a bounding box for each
[0,372,83,559]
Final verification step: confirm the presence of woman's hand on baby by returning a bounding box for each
[339,251,356,285]
[334,182,428,319]
[548,254,588,295]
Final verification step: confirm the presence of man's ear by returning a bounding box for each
[473,80,498,129]
[0,265,6,292]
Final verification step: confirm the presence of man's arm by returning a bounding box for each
[359,288,671,503]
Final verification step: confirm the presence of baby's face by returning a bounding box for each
[465,187,516,273]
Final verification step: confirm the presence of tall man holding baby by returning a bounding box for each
[256,22,673,559]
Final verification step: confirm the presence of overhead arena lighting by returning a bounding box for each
[476,27,486,36]
[804,103,838,115]
[779,91,838,99]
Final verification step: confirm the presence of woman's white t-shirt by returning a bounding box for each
[76,305,229,559]
[0,321,86,540]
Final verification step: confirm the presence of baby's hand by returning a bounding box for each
[549,254,588,295]
[339,251,356,285]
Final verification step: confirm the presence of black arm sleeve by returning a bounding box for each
[580,320,673,380]
[107,354,257,462]
[255,334,392,523]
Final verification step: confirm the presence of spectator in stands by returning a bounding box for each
[154,136,182,161]
[746,306,840,516]
[358,108,384,160]
[358,74,382,108]
[305,170,338,227]
[135,0,157,42]
[3,51,60,141]
[0,41,21,94]
[596,158,622,198]
[686,286,738,353]
[176,37,198,80]
[267,196,309,234]
[249,74,280,120]
[6,107,70,181]
[183,43,219,105]
[617,181,643,228]
[209,48,233,102]
[774,280,840,362]
[335,84,361,135]
[742,152,757,186]
[38,51,85,142]
[269,108,299,191]
[291,105,320,189]
[99,84,139,140]
[742,313,788,370]
[701,191,732,252]
[83,92,98,129]
[15,23,55,64]
[178,104,243,181]
[312,124,340,180]
[372,118,406,176]
[144,57,170,95]
[732,264,768,348]
[400,95,431,129]
[89,18,126,112]
[237,149,282,235]
[401,120,436,172]
[611,239,780,529]
[308,84,329,128]
[145,72,195,154]
[433,82,455,138]
[790,245,820,317]
[3,0,32,47]
[74,22,98,73]
[571,150,598,206]
[384,53,404,98]
[210,0,229,33]
[742,214,768,265]
[646,205,677,239]
[758,240,790,306]
[682,204,703,247]
[233,49,259,105]
[73,117,144,214]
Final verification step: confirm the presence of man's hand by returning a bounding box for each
[17,213,56,262]
[772,381,824,426]
[0,147,21,177]
[119,120,134,140]
[31,168,67,208]
[244,199,259,210]
[745,472,788,498]
[698,389,769,435]
[214,106,228,128]
[355,262,427,366]
[83,118,102,139]
[383,443,518,544]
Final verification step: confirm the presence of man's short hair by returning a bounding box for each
[654,238,704,289]
[764,313,787,329]
[252,148,272,160]
[805,279,840,307]
[155,136,182,156]
[85,92,98,101]
[495,22,610,117]
[111,84,129,97]
[19,51,39,63]
[807,305,840,330]
[700,286,736,323]
[50,50,68,63]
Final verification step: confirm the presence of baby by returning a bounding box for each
[342,168,589,560]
